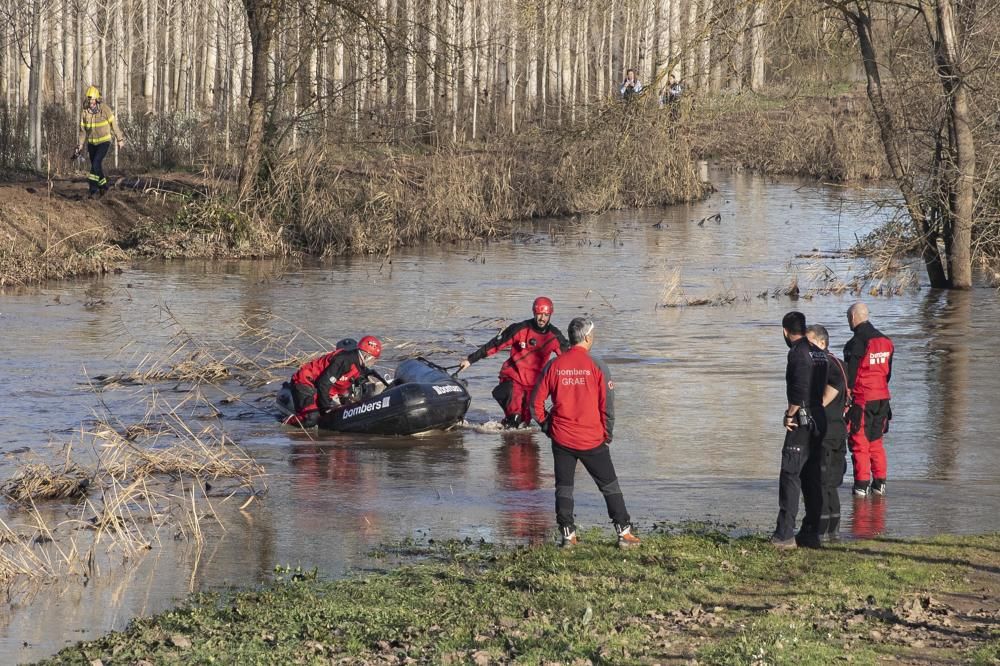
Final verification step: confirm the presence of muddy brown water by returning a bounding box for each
[2,171,999,662]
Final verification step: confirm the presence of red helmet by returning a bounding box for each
[357,335,382,359]
[532,296,554,315]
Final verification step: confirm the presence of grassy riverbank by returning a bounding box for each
[39,530,1000,665]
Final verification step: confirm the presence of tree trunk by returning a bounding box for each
[28,0,43,171]
[750,0,766,91]
[687,0,698,83]
[935,0,974,288]
[831,1,948,287]
[669,0,680,79]
[238,0,280,200]
[700,0,713,91]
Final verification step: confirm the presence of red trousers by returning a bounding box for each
[493,379,533,422]
[849,409,887,482]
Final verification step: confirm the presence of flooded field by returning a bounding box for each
[2,171,999,662]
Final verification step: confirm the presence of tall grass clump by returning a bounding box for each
[140,104,708,259]
[689,90,887,182]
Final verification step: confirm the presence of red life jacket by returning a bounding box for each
[844,322,893,406]
[292,349,343,386]
[292,348,364,410]
[469,319,569,387]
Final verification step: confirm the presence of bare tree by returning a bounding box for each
[825,0,975,288]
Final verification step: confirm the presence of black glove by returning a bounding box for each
[539,419,551,435]
[604,433,613,445]
[366,368,390,387]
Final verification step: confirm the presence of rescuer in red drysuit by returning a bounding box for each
[843,302,894,497]
[285,335,382,427]
[456,297,569,429]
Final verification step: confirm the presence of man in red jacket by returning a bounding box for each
[531,317,640,549]
[457,296,569,428]
[843,303,894,497]
[285,336,382,427]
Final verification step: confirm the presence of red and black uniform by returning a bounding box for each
[775,337,828,543]
[531,346,629,530]
[843,321,894,486]
[467,319,569,423]
[287,349,365,426]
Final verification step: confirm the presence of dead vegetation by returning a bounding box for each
[0,308,278,587]
[0,388,266,586]
[127,107,709,261]
[688,90,887,182]
[0,463,91,503]
[0,238,129,288]
[762,254,921,302]
[656,266,743,308]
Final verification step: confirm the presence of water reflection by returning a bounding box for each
[850,495,887,539]
[919,289,972,480]
[494,433,549,543]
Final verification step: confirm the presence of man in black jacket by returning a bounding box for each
[806,324,849,541]
[772,311,828,549]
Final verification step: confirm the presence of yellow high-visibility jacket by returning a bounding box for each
[78,104,124,146]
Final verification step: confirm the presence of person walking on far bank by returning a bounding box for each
[76,86,124,198]
[843,302,894,497]
[806,324,849,541]
[772,311,828,549]
[531,317,640,550]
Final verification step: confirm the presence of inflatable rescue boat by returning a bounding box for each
[276,358,471,435]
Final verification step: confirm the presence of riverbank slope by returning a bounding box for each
[38,531,1000,665]
[1,109,708,288]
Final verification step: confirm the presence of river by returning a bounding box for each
[1,170,998,662]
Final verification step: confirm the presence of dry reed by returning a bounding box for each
[0,386,267,585]
[126,105,708,261]
[1,463,91,503]
[655,266,742,307]
[688,91,887,182]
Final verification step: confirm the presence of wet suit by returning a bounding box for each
[775,337,828,543]
[287,349,366,427]
[843,321,894,486]
[531,345,630,530]
[466,319,569,424]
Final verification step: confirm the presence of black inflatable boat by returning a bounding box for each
[276,358,471,435]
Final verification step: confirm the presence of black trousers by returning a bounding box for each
[87,141,111,193]
[551,443,630,529]
[775,426,823,541]
[816,428,848,537]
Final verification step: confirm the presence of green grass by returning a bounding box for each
[38,531,1000,665]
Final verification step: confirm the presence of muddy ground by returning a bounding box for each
[0,173,203,287]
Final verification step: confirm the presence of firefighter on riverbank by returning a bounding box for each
[76,86,125,198]
[456,297,569,429]
[531,317,640,549]
[843,302,894,497]
[284,336,382,428]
